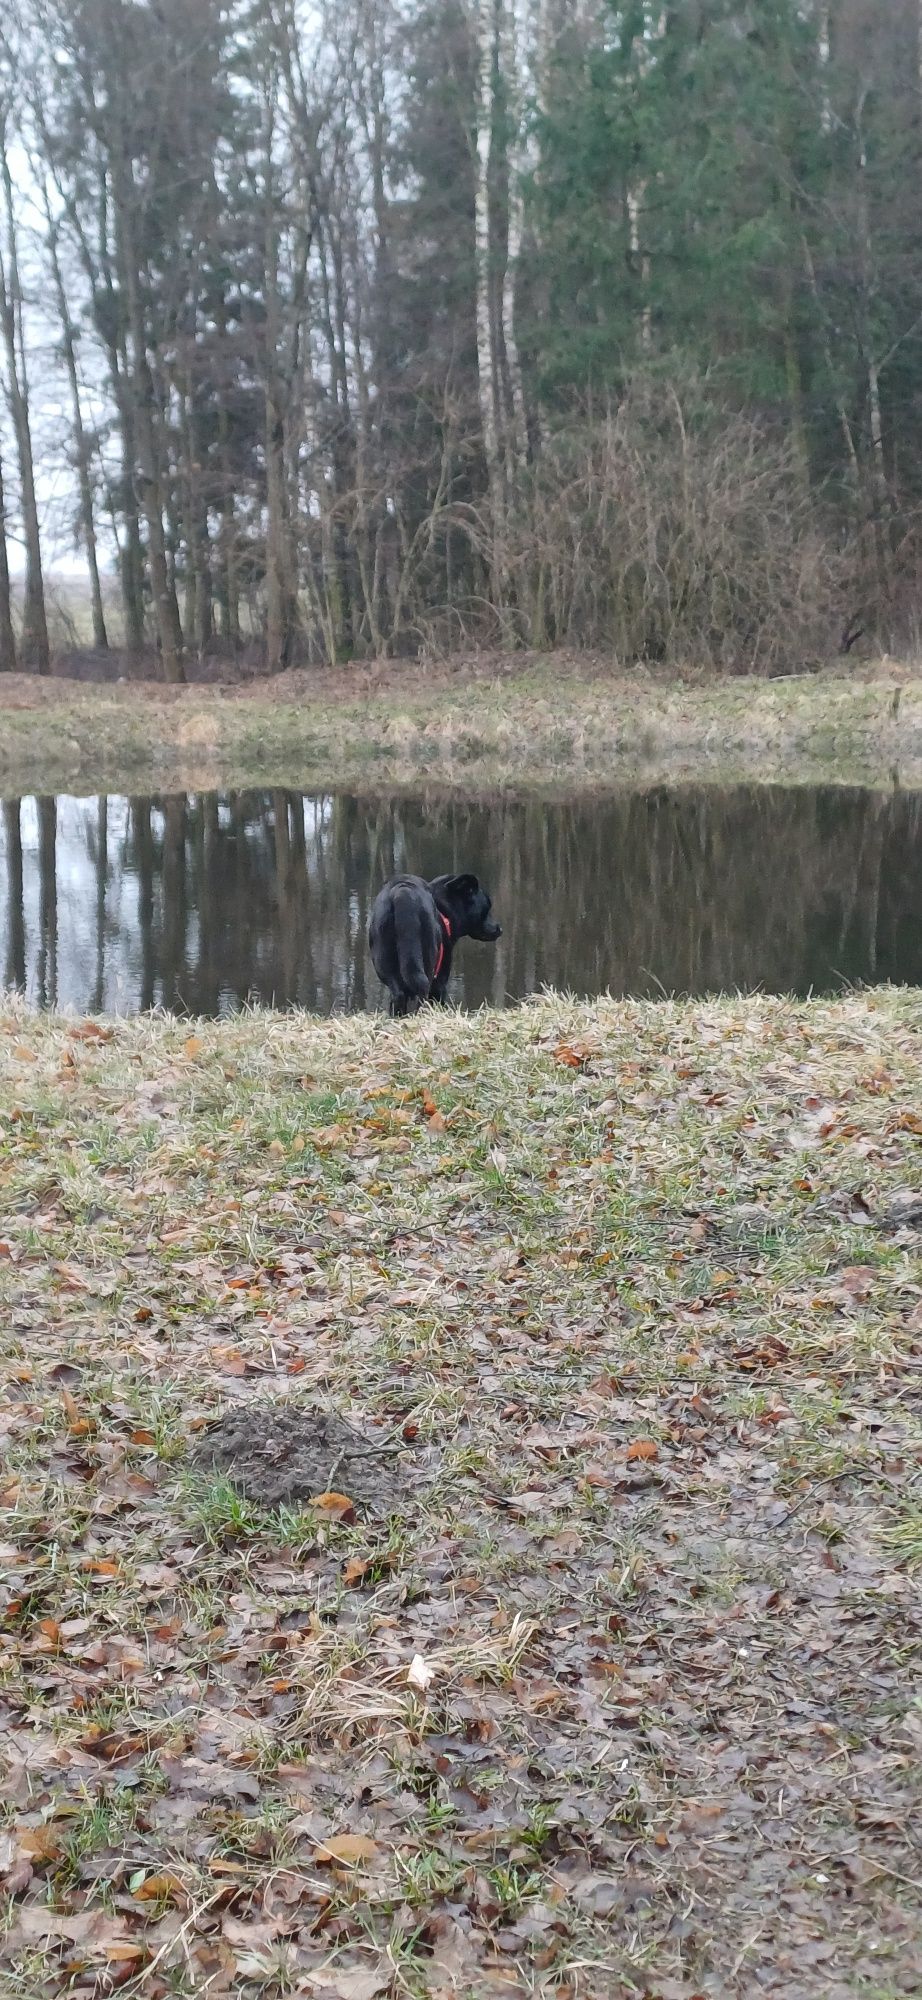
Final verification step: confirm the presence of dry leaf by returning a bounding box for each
[313,1833,378,1867]
[17,1825,64,1864]
[553,1042,592,1069]
[626,1439,658,1463]
[131,1870,184,1902]
[407,1653,435,1692]
[309,1491,356,1521]
[183,1035,204,1059]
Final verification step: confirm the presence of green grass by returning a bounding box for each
[1,656,921,796]
[1,991,922,1996]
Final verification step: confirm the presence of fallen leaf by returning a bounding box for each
[407,1653,435,1692]
[17,1824,64,1864]
[626,1439,658,1463]
[323,1968,392,2000]
[309,1491,356,1521]
[131,1870,184,1902]
[313,1833,378,1867]
[553,1042,593,1069]
[183,1035,204,1059]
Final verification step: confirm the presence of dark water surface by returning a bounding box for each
[1,784,921,1015]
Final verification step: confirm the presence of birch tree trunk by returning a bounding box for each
[627,183,652,350]
[475,0,505,587]
[817,3,832,135]
[499,0,528,480]
[0,440,16,672]
[854,92,891,603]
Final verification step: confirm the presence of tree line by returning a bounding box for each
[0,0,918,682]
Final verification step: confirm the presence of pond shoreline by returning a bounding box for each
[0,657,920,795]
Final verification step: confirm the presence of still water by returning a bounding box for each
[1,785,921,1016]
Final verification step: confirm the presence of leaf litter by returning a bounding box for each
[1,992,921,1997]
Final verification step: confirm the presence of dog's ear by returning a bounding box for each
[447,872,480,901]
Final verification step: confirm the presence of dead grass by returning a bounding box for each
[1,993,922,1997]
[1,656,922,796]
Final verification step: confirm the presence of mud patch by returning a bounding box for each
[193,1402,400,1514]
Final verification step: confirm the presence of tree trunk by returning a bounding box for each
[45,212,109,650]
[263,131,294,675]
[817,3,831,135]
[499,0,528,477]
[854,92,891,607]
[0,440,16,671]
[0,149,50,673]
[217,370,240,648]
[475,0,505,588]
[109,144,185,682]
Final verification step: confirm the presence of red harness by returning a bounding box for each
[433,912,452,981]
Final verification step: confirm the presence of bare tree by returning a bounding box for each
[0,111,49,670]
[0,435,15,670]
[42,198,109,650]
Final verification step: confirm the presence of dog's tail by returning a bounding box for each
[393,887,430,1002]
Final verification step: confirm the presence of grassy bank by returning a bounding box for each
[1,994,921,1997]
[0,658,921,796]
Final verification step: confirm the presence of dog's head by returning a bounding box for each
[433,873,502,943]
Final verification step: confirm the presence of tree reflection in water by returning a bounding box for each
[1,784,921,1015]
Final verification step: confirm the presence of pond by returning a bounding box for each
[1,783,921,1016]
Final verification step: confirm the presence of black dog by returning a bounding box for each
[368,872,501,1016]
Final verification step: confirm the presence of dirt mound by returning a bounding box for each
[193,1402,399,1514]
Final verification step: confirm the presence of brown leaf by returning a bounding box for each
[61,1385,96,1437]
[733,1336,790,1370]
[553,1042,593,1069]
[309,1491,357,1522]
[68,1021,114,1044]
[324,1968,392,2000]
[626,1439,658,1463]
[17,1824,64,1864]
[131,1870,184,1903]
[343,1556,370,1586]
[183,1035,204,1059]
[313,1833,378,1867]
[222,1914,283,1950]
[2,1858,33,1896]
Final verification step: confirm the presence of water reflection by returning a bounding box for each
[1,784,921,1016]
